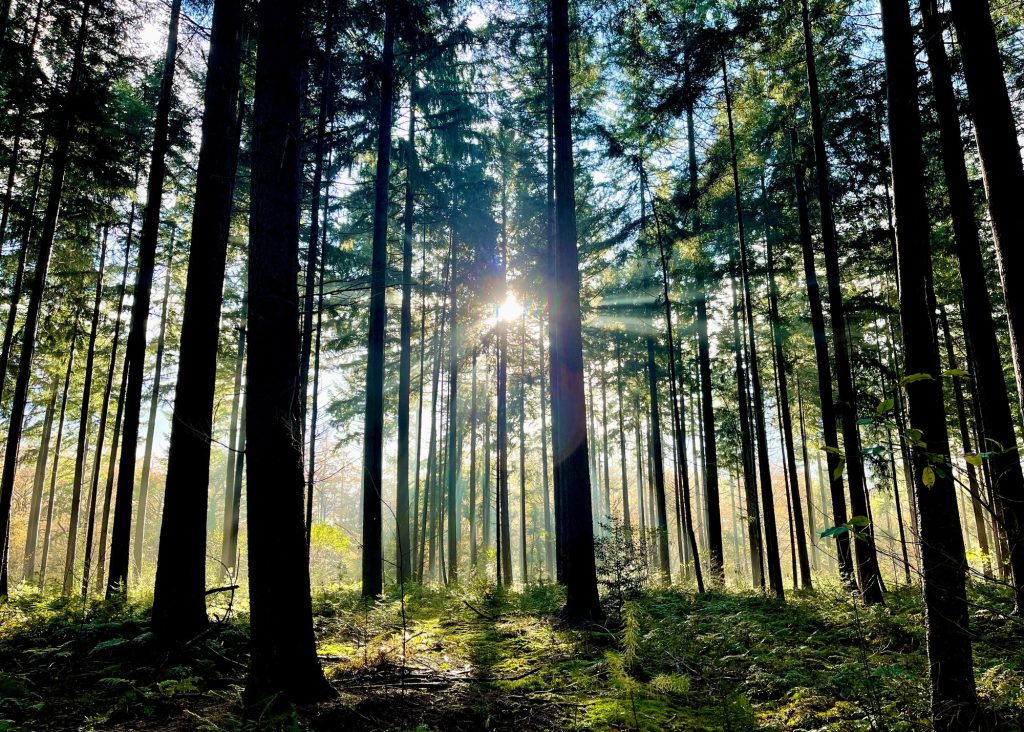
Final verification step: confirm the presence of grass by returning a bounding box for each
[0,578,1021,730]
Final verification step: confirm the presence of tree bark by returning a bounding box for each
[360,0,395,598]
[550,0,600,619]
[63,224,110,594]
[922,0,1024,611]
[244,0,329,700]
[880,1,980,725]
[23,380,57,582]
[107,0,182,597]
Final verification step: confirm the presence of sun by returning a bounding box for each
[496,292,523,323]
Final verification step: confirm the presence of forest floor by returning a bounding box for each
[0,579,1022,731]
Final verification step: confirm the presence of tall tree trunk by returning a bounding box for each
[947,0,1024,430]
[469,347,478,569]
[224,392,246,574]
[360,0,395,598]
[497,137,512,586]
[396,76,416,585]
[615,340,630,528]
[108,0,182,597]
[244,0,329,700]
[799,0,883,603]
[63,225,110,594]
[307,205,327,548]
[97,328,131,590]
[24,380,57,582]
[482,355,492,566]
[922,0,1024,611]
[445,238,460,584]
[790,130,854,583]
[39,318,81,586]
[880,2,980,726]
[82,221,135,597]
[600,357,612,526]
[723,60,783,598]
[541,318,554,574]
[133,235,175,577]
[550,0,600,619]
[939,307,993,577]
[518,313,527,581]
[764,199,812,588]
[221,307,246,578]
[646,338,672,581]
[0,0,92,595]
[411,246,429,571]
[796,378,818,570]
[731,269,764,589]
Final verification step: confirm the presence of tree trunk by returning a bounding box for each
[23,380,57,582]
[221,308,246,577]
[922,0,1024,611]
[615,340,630,528]
[244,0,328,700]
[445,238,460,584]
[550,0,600,619]
[63,224,109,594]
[40,318,81,587]
[133,235,175,577]
[764,199,812,588]
[518,313,527,581]
[360,0,395,598]
[800,0,883,603]
[396,76,416,585]
[107,0,182,597]
[730,269,764,589]
[646,338,672,581]
[82,222,135,597]
[541,317,554,575]
[790,130,854,584]
[469,346,478,569]
[0,0,92,595]
[880,1,980,725]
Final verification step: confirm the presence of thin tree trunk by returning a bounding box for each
[221,308,246,577]
[133,235,175,577]
[40,318,81,586]
[469,347,478,569]
[646,338,672,581]
[82,222,135,598]
[790,130,854,584]
[396,76,417,584]
[723,59,783,599]
[108,0,182,597]
[799,0,883,603]
[63,224,110,594]
[445,233,460,584]
[540,317,554,575]
[518,312,527,581]
[615,340,630,528]
[24,380,57,582]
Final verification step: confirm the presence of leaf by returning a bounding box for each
[821,526,849,539]
[847,515,871,527]
[922,466,936,488]
[941,368,970,379]
[822,446,845,456]
[875,397,895,415]
[832,456,846,481]
[900,372,934,387]
[965,453,983,467]
[857,417,873,426]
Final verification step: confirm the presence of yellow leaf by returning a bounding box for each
[922,466,935,489]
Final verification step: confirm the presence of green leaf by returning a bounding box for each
[941,368,970,379]
[821,526,849,539]
[822,445,845,456]
[965,453,983,467]
[847,515,871,527]
[832,456,846,481]
[900,372,934,387]
[857,417,873,426]
[875,397,895,415]
[922,466,936,488]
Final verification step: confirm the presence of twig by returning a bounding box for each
[463,599,496,620]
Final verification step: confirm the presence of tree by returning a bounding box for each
[880,0,980,726]
[244,0,329,701]
[360,0,396,599]
[550,0,601,621]
[151,0,244,640]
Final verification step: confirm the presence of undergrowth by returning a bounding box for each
[0,577,1021,730]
